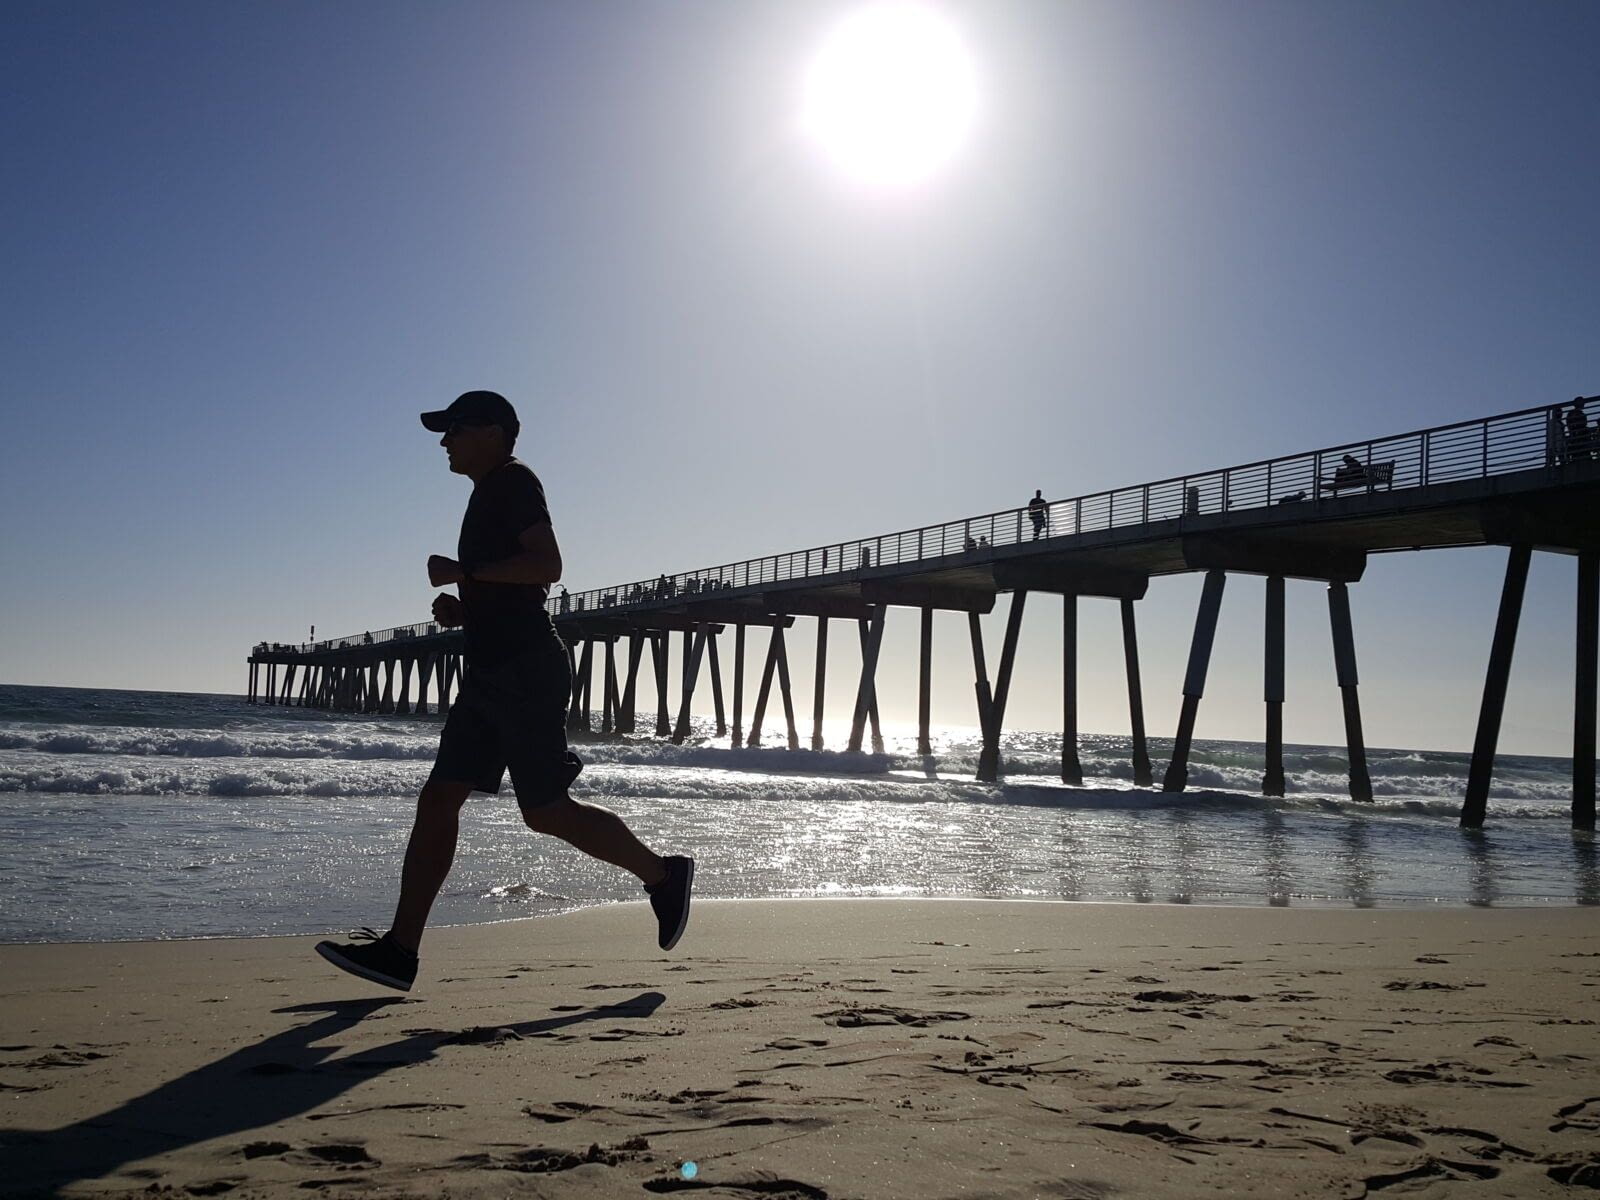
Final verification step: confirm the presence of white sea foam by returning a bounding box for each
[3,683,1594,943]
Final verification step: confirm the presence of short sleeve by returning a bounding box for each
[495,465,552,535]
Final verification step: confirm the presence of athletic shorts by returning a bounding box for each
[428,639,583,811]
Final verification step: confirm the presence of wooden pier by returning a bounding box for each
[250,401,1600,829]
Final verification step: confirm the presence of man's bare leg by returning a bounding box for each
[388,779,475,952]
[521,795,668,886]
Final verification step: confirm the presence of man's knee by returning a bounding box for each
[419,779,473,810]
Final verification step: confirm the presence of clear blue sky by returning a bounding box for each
[2,1,1596,756]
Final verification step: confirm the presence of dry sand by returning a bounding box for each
[1,899,1597,1199]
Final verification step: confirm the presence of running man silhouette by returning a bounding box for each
[316,391,694,992]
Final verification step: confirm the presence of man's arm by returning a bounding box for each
[465,521,563,585]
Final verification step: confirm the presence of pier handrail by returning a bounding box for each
[279,400,1586,651]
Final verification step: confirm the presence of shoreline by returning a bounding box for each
[5,887,1598,949]
[4,899,1597,1197]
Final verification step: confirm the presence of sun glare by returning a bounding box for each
[800,3,978,189]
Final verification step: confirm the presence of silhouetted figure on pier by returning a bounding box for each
[558,586,570,613]
[1028,489,1047,539]
[1333,454,1368,486]
[1567,398,1592,463]
[315,390,694,993]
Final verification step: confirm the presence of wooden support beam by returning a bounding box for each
[975,591,1027,782]
[677,602,788,627]
[1162,570,1227,792]
[968,611,995,779]
[707,630,726,736]
[1062,594,1081,785]
[415,652,432,716]
[1461,545,1533,827]
[812,617,829,750]
[856,618,884,754]
[848,607,887,753]
[1263,575,1286,797]
[620,633,645,734]
[601,638,617,734]
[994,562,1147,600]
[381,660,394,714]
[1480,495,1600,554]
[917,607,933,756]
[732,624,746,747]
[653,633,671,737]
[672,625,708,744]
[772,625,797,750]
[1576,550,1598,831]
[570,641,594,731]
[762,591,874,620]
[1182,533,1367,583]
[861,580,996,613]
[1326,581,1374,803]
[396,657,413,714]
[748,627,781,747]
[1122,599,1153,786]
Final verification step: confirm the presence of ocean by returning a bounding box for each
[1,683,1594,943]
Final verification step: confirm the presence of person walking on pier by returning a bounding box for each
[316,390,694,992]
[1027,489,1048,539]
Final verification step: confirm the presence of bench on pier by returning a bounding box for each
[1317,460,1395,496]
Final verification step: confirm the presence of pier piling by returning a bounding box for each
[1163,569,1227,792]
[1461,545,1533,827]
[917,607,933,756]
[1263,575,1286,797]
[1121,599,1153,786]
[1062,594,1082,785]
[1576,550,1598,831]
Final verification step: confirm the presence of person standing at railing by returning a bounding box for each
[1027,489,1048,539]
[315,390,694,993]
[1567,397,1594,463]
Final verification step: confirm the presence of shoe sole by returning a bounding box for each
[315,941,414,992]
[659,858,695,952]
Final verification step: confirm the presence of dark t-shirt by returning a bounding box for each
[457,459,557,665]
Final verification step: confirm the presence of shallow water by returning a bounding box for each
[1,684,1594,942]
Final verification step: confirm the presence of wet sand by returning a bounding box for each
[2,899,1597,1198]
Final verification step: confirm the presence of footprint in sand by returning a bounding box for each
[815,1005,969,1028]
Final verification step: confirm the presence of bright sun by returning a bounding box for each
[800,3,978,189]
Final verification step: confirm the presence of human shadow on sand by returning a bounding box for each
[0,990,665,1196]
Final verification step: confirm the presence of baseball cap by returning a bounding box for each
[420,390,520,440]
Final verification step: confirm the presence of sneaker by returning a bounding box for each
[315,927,417,992]
[645,855,695,951]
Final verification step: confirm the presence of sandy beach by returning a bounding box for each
[2,899,1597,1198]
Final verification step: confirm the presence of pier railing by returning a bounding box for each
[290,401,1585,649]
